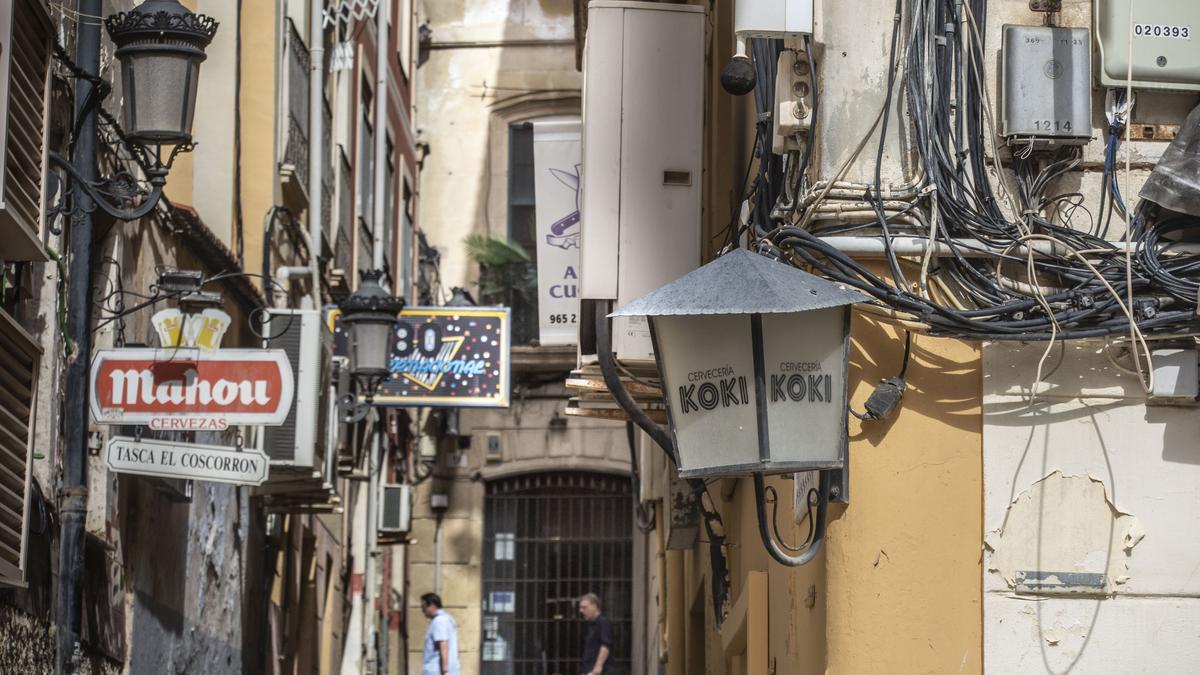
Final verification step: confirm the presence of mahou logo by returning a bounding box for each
[89,349,294,428]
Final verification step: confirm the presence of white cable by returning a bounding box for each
[1122,0,1149,393]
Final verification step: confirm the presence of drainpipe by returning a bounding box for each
[365,1,390,671]
[308,0,325,309]
[56,1,101,671]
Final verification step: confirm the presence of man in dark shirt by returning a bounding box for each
[578,592,613,675]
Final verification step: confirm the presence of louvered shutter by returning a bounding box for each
[0,311,40,586]
[0,0,51,262]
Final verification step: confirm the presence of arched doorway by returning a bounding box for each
[481,471,632,675]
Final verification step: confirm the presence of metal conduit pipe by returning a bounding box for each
[594,301,676,462]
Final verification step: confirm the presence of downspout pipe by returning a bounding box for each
[57,1,101,671]
[308,0,325,308]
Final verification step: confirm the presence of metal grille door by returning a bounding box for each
[482,472,632,675]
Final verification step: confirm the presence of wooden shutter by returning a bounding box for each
[0,310,40,586]
[0,0,51,262]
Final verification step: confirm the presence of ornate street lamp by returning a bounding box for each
[340,270,406,402]
[105,0,217,148]
[612,249,865,566]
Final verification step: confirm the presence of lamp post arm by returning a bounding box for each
[49,149,165,221]
[753,471,829,567]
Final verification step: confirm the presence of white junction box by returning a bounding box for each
[581,1,704,362]
[735,0,813,41]
[1095,0,1200,91]
[773,49,815,154]
[1001,25,1092,147]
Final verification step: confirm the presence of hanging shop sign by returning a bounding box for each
[532,118,582,345]
[89,348,295,429]
[105,436,270,486]
[331,307,511,407]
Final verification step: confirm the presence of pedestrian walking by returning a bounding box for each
[578,592,613,675]
[421,593,461,675]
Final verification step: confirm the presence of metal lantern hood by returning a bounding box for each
[613,249,866,566]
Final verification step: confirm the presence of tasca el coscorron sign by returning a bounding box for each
[90,348,294,430]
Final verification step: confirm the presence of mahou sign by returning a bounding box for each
[90,348,294,429]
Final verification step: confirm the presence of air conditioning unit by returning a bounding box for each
[581,1,704,363]
[259,309,330,469]
[0,0,52,262]
[379,483,412,534]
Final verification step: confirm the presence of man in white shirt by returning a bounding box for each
[421,593,461,675]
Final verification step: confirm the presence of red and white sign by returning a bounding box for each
[89,348,294,427]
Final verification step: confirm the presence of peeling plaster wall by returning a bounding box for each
[983,341,1200,673]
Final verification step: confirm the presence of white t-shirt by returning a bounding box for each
[423,610,461,675]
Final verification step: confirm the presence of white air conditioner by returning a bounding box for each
[379,483,412,534]
[581,1,704,362]
[259,309,329,469]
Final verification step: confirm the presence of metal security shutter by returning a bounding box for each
[0,311,40,585]
[482,472,633,675]
[0,0,51,262]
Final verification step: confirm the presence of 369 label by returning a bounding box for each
[1134,24,1191,40]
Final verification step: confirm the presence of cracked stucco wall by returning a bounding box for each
[984,341,1200,673]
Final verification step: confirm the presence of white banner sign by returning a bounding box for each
[105,436,271,486]
[533,119,582,345]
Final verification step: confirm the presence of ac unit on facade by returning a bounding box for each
[259,309,331,470]
[379,484,412,534]
[581,1,704,363]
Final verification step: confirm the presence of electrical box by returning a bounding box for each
[1001,25,1092,147]
[379,484,412,533]
[581,1,704,362]
[735,0,813,40]
[1149,348,1199,403]
[665,477,700,550]
[1095,0,1200,92]
[773,49,815,154]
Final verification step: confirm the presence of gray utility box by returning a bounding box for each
[1001,25,1092,148]
[1096,0,1200,92]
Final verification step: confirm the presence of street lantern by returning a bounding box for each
[105,0,218,146]
[612,248,865,566]
[340,270,406,399]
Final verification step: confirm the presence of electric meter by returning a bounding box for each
[1095,0,1200,91]
[1001,25,1092,147]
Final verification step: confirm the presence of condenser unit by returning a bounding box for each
[581,1,704,362]
[259,309,329,469]
[379,483,412,534]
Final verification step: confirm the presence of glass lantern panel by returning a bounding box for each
[759,308,848,469]
[123,52,195,141]
[653,314,759,476]
[351,320,393,375]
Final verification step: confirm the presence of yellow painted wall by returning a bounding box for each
[238,0,279,283]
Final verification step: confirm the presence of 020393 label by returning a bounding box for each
[1134,24,1191,40]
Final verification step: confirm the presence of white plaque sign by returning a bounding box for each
[105,436,271,486]
[532,119,582,345]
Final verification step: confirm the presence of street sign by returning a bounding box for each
[105,436,270,486]
[331,307,511,408]
[89,348,294,429]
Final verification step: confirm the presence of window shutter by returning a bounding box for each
[0,310,41,586]
[0,0,51,262]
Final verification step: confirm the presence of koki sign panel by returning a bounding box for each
[652,308,849,477]
[532,119,582,345]
[105,436,270,486]
[332,307,511,408]
[89,348,294,430]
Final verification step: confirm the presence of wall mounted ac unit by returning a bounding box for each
[581,1,705,363]
[379,483,412,534]
[259,309,330,469]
